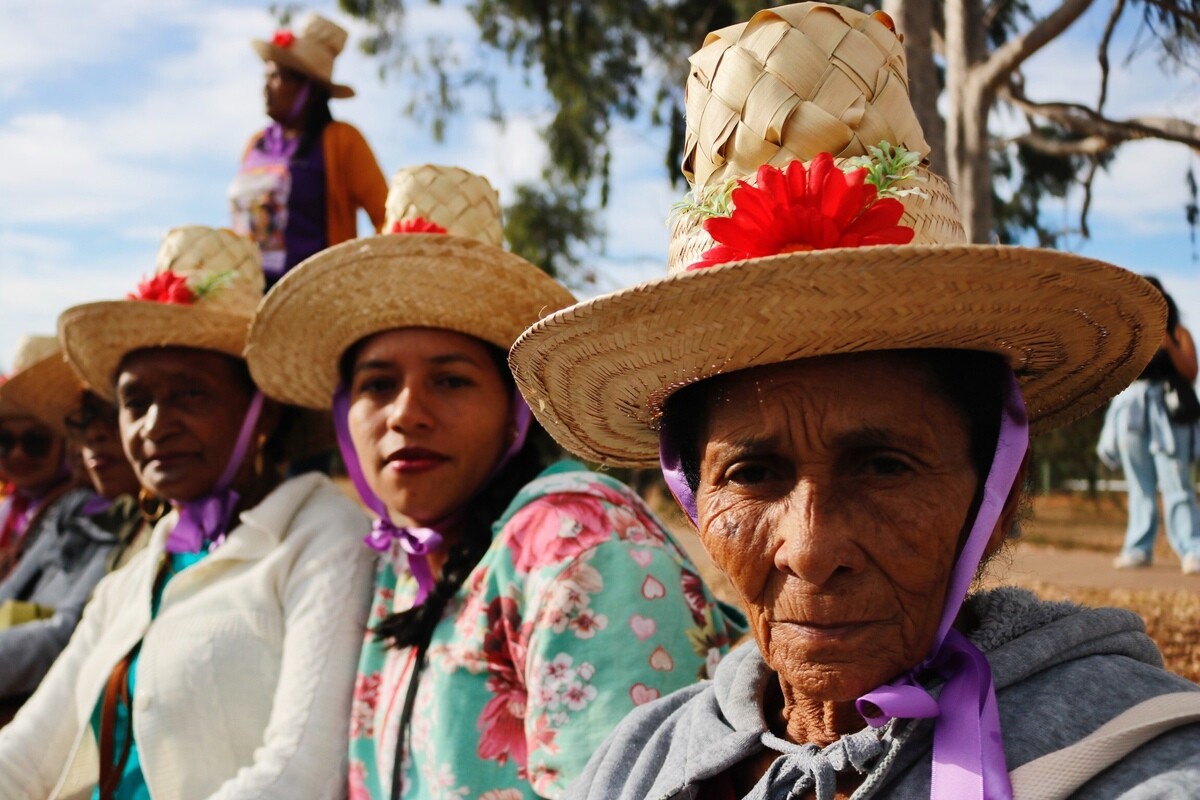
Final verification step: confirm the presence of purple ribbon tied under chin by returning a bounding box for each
[362,518,444,605]
[333,381,531,608]
[165,392,265,555]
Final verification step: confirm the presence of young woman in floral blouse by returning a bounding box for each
[246,164,745,800]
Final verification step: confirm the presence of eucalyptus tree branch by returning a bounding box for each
[974,0,1096,92]
[1079,157,1100,238]
[1008,132,1114,155]
[1002,81,1200,149]
[1097,0,1127,113]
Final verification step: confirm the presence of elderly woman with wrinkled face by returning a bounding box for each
[509,6,1200,799]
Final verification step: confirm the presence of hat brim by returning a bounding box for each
[246,234,577,409]
[59,302,252,402]
[251,40,355,98]
[509,244,1167,467]
[0,353,84,433]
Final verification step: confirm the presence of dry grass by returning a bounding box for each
[997,580,1200,683]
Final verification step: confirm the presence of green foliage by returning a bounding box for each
[502,183,599,283]
[1029,407,1108,495]
[337,0,794,283]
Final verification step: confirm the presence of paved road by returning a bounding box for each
[991,543,1200,593]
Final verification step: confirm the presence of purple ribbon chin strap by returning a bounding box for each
[863,371,1027,800]
[660,369,1029,800]
[165,391,266,554]
[333,382,532,606]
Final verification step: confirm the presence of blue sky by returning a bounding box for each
[1,0,1198,369]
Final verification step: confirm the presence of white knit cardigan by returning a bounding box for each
[0,472,374,799]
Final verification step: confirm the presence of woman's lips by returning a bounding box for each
[385,447,448,475]
[779,619,882,643]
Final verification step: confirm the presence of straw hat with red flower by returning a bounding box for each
[508,2,1165,467]
[245,164,575,409]
[252,12,356,99]
[58,227,263,401]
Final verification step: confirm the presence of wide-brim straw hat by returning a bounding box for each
[59,227,264,402]
[508,3,1166,468]
[0,336,80,426]
[252,12,355,99]
[247,164,577,409]
[0,341,83,433]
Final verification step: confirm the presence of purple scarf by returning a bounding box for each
[659,370,1028,800]
[258,82,311,159]
[333,382,532,606]
[164,391,266,554]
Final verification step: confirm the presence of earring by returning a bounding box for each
[254,433,268,478]
[138,488,165,526]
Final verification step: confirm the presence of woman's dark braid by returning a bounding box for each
[373,439,546,649]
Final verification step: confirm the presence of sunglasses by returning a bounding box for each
[0,430,55,459]
[64,395,120,438]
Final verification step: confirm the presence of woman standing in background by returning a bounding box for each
[231,12,387,288]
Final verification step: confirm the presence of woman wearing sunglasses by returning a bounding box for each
[0,341,145,717]
[0,227,373,800]
[0,337,74,582]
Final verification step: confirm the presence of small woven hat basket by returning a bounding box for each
[59,226,264,401]
[247,164,576,409]
[508,2,1166,468]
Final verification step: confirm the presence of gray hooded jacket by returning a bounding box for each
[569,587,1200,799]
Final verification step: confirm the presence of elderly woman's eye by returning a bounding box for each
[862,454,913,477]
[726,461,775,485]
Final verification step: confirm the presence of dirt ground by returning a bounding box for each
[657,488,1200,683]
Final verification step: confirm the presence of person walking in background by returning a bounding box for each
[231,11,388,288]
[246,164,744,799]
[1099,276,1200,574]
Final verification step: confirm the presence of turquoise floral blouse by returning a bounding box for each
[348,462,744,799]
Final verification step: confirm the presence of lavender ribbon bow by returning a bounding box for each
[660,371,1029,800]
[333,382,531,607]
[165,392,265,554]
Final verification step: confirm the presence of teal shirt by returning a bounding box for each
[90,550,210,800]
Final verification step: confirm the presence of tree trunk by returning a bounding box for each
[944,0,995,243]
[883,0,946,174]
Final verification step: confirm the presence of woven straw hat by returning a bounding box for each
[0,336,80,427]
[59,227,264,402]
[0,336,83,432]
[509,2,1166,468]
[252,12,355,99]
[246,164,577,409]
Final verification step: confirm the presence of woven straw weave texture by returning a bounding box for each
[0,336,72,420]
[59,227,263,401]
[0,344,82,432]
[511,246,1165,467]
[683,3,928,190]
[385,164,504,247]
[247,234,575,409]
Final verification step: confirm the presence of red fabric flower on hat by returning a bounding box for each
[128,271,195,305]
[389,216,448,235]
[272,30,295,48]
[688,154,915,271]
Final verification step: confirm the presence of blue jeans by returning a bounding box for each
[1119,419,1200,560]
